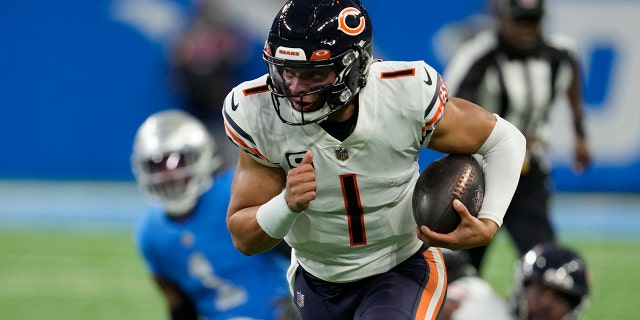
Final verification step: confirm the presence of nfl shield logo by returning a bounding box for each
[296,291,305,308]
[335,147,349,161]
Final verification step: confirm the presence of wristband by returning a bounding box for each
[256,191,299,239]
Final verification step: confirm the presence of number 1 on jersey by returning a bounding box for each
[339,174,367,246]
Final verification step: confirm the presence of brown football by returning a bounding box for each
[412,154,485,233]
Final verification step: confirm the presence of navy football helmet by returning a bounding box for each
[263,0,373,125]
[512,242,590,320]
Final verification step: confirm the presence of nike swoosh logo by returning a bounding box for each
[231,92,239,111]
[423,67,432,86]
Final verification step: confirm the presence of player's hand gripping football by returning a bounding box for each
[285,150,317,212]
[415,199,498,250]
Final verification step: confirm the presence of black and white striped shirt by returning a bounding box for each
[445,30,581,155]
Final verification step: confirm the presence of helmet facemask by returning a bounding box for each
[134,150,212,216]
[511,242,590,320]
[263,0,373,125]
[264,44,370,125]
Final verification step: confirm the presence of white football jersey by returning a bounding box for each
[223,60,448,283]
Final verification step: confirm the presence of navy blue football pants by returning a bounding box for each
[292,245,446,320]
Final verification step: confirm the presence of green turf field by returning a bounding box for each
[0,230,637,319]
[0,231,165,320]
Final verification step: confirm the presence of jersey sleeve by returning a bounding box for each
[221,78,280,168]
[420,62,447,148]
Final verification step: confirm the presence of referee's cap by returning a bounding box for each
[495,0,545,20]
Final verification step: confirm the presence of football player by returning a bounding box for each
[511,242,591,320]
[132,110,298,320]
[222,0,526,319]
[440,249,512,320]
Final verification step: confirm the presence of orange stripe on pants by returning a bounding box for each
[414,247,447,320]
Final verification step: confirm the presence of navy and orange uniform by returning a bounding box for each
[223,60,450,319]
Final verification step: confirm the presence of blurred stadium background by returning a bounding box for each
[1,0,638,319]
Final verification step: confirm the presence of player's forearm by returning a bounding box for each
[228,206,282,255]
[478,218,500,244]
[567,69,586,139]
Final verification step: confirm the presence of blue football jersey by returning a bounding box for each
[135,169,291,320]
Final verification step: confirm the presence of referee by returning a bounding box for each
[444,0,591,272]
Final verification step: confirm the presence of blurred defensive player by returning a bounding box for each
[440,248,512,320]
[511,242,591,320]
[132,110,298,320]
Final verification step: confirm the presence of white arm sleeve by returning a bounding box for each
[476,115,526,226]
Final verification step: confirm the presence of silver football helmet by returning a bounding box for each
[131,109,222,217]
